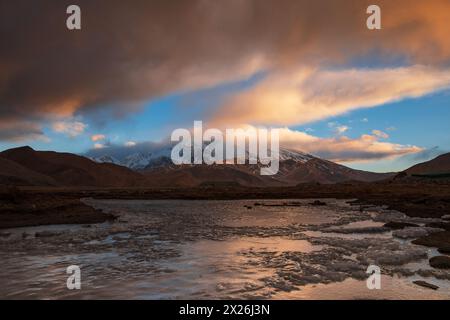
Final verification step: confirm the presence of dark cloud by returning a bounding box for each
[0,120,46,142]
[1,0,449,140]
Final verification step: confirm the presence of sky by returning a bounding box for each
[0,0,449,172]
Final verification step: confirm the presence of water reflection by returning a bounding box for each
[0,199,449,299]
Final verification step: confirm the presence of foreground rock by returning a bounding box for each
[438,246,450,254]
[393,227,443,239]
[324,226,388,234]
[413,280,439,290]
[426,221,450,231]
[309,200,327,206]
[383,221,419,230]
[35,231,62,238]
[0,189,115,229]
[412,231,450,250]
[429,256,450,269]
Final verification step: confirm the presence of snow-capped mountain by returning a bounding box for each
[90,155,121,165]
[88,145,393,186]
[278,147,313,163]
[91,147,314,170]
[90,145,173,170]
[122,153,156,170]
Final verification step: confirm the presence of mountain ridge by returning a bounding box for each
[88,146,394,186]
[6,146,445,187]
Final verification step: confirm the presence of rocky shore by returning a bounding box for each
[0,187,115,229]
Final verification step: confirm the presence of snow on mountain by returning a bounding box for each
[91,146,315,170]
[88,146,392,185]
[90,155,121,165]
[90,145,172,170]
[123,153,154,170]
[278,147,313,163]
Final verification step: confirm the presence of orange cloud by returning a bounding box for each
[212,65,450,127]
[382,0,450,63]
[91,134,106,142]
[52,120,86,137]
[277,127,422,162]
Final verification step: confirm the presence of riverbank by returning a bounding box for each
[0,187,115,229]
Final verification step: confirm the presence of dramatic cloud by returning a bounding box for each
[212,65,450,127]
[277,127,422,162]
[0,121,48,142]
[1,0,449,140]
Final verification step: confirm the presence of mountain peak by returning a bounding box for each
[2,146,35,153]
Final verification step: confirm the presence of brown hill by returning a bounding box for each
[0,157,57,186]
[279,158,393,184]
[143,164,269,188]
[405,153,450,176]
[0,146,144,187]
